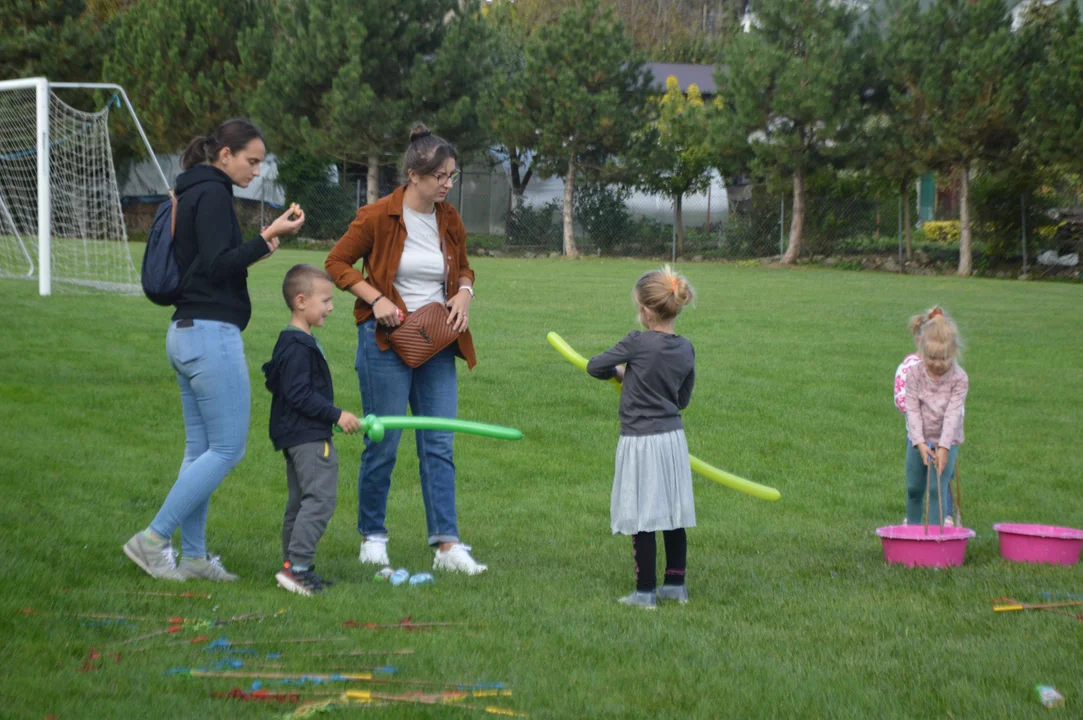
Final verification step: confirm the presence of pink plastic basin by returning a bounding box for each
[993,523,1083,566]
[876,525,976,568]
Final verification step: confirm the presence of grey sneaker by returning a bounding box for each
[178,554,239,581]
[656,584,689,604]
[123,531,185,581]
[617,591,657,609]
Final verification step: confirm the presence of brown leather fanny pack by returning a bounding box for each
[387,302,461,368]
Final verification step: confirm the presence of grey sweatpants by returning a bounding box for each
[282,439,338,569]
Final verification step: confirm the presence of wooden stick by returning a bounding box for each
[242,663,395,672]
[190,672,503,691]
[353,621,479,630]
[935,450,944,532]
[107,625,183,647]
[994,600,1083,612]
[228,636,350,645]
[125,636,210,654]
[923,459,931,535]
[953,455,962,526]
[190,670,373,681]
[292,649,415,657]
[343,690,524,716]
[74,612,155,622]
[120,591,212,599]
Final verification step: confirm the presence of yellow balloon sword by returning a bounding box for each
[547,332,781,502]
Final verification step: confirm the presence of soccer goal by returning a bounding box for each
[0,77,168,295]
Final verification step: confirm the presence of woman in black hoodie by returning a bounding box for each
[124,119,304,582]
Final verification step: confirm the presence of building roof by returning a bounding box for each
[645,63,717,96]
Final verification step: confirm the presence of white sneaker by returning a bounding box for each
[359,537,390,566]
[944,516,956,528]
[433,543,487,575]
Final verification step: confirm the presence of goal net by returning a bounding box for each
[0,79,156,294]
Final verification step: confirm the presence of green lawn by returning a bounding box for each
[1,255,1081,719]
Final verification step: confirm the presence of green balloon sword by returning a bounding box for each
[337,415,523,443]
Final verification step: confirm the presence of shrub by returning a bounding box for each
[574,183,632,251]
[276,152,356,241]
[507,200,561,249]
[922,221,960,243]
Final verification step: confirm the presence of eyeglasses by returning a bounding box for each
[431,170,460,185]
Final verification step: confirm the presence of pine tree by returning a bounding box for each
[524,0,651,256]
[866,0,932,261]
[890,0,1027,276]
[243,0,493,203]
[102,0,270,152]
[1025,1,1083,176]
[716,0,867,264]
[0,1,112,83]
[478,1,538,217]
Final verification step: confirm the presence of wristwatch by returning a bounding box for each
[460,285,475,298]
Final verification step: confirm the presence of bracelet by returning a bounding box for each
[369,294,384,307]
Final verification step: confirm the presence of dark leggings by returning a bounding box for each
[632,529,687,592]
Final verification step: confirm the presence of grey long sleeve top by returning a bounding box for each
[587,330,696,436]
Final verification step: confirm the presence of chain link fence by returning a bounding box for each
[220,161,1080,278]
[447,169,936,263]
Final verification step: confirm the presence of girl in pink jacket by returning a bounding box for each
[901,307,968,526]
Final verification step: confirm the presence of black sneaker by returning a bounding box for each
[275,564,328,596]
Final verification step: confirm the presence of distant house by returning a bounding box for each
[645,63,718,96]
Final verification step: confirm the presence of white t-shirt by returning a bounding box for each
[395,206,446,312]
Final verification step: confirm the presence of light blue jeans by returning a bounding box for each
[355,319,459,546]
[150,320,249,559]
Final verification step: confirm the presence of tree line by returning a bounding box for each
[3,0,1081,273]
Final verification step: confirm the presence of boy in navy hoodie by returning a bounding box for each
[263,264,361,595]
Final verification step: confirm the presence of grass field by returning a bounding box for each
[1,254,1081,719]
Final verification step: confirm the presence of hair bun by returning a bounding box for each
[409,123,431,144]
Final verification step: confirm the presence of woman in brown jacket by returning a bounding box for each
[325,124,485,575]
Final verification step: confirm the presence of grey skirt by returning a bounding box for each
[611,429,696,535]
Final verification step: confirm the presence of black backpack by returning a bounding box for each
[141,191,182,306]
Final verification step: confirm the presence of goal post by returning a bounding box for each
[0,77,169,296]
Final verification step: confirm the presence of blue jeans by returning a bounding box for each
[905,439,957,526]
[150,320,249,558]
[355,319,458,546]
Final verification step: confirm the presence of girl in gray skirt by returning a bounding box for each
[587,266,696,609]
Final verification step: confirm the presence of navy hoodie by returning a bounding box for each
[262,328,342,452]
[172,165,270,330]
